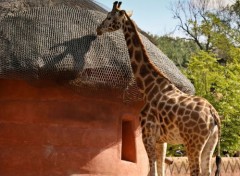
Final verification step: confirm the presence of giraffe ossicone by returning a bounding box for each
[96,1,221,176]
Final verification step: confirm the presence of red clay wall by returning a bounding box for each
[2,79,239,176]
[0,79,148,176]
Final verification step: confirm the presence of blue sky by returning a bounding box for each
[96,0,181,36]
[96,0,235,36]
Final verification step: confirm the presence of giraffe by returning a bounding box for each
[96,2,221,176]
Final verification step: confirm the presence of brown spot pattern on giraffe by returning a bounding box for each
[165,105,171,112]
[152,71,158,77]
[147,85,158,100]
[191,111,199,121]
[167,98,176,104]
[150,108,157,117]
[140,64,148,78]
[131,61,138,73]
[168,124,175,130]
[194,125,201,133]
[141,103,150,115]
[159,115,164,123]
[147,115,155,122]
[128,46,134,58]
[144,75,154,86]
[132,35,140,47]
[185,120,197,128]
[135,50,142,63]
[156,77,164,84]
[124,32,130,39]
[172,104,179,113]
[182,115,189,122]
[162,85,174,93]
[185,110,191,115]
[163,117,170,125]
[141,120,147,129]
[136,77,144,90]
[178,107,185,116]
[158,102,165,110]
[145,83,154,94]
[179,96,188,102]
[151,99,158,107]
[168,111,176,121]
[187,102,195,109]
[126,38,132,46]
[159,80,168,90]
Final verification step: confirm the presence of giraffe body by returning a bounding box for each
[96,2,221,176]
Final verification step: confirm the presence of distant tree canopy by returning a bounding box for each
[153,35,198,68]
[171,0,240,59]
[154,0,240,156]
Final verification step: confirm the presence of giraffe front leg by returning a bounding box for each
[141,126,157,176]
[143,137,157,176]
[155,142,167,176]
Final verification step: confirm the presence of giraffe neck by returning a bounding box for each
[122,15,174,98]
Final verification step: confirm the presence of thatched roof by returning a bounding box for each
[0,0,195,101]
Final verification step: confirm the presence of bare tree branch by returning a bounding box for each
[171,0,205,50]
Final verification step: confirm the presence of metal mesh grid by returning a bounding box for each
[0,0,195,102]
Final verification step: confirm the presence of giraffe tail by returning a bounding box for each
[215,155,221,176]
[215,136,221,176]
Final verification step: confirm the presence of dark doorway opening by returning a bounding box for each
[121,120,136,163]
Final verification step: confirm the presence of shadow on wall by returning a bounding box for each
[40,34,97,80]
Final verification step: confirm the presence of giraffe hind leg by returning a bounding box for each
[186,140,205,176]
[201,125,218,176]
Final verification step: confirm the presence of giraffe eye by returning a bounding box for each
[107,17,111,20]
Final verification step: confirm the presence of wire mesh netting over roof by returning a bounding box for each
[0,0,195,102]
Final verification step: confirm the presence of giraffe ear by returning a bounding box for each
[113,1,118,11]
[117,1,122,8]
[126,11,133,17]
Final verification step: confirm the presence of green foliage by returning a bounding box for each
[152,35,199,68]
[185,50,240,155]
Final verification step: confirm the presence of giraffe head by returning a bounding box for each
[96,1,132,35]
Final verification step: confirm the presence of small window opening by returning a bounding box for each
[121,120,136,162]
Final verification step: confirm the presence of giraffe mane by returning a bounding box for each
[122,10,172,84]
